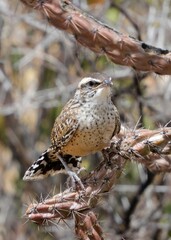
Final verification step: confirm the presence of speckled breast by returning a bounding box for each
[62,103,117,156]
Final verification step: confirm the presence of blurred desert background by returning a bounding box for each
[0,0,171,239]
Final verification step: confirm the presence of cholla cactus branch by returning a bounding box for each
[25,147,126,224]
[19,0,171,75]
[74,211,104,240]
[25,126,171,239]
[118,126,171,173]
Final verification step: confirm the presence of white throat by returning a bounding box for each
[90,87,111,104]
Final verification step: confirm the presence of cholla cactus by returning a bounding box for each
[20,0,171,75]
[25,126,171,239]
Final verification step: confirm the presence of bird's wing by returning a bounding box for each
[23,98,81,181]
[51,98,80,148]
[112,105,121,137]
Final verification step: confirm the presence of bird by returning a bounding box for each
[23,73,120,188]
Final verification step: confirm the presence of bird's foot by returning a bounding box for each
[67,170,85,191]
[77,167,86,175]
[57,154,85,191]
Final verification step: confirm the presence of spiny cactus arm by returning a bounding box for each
[75,211,104,240]
[117,126,171,172]
[25,127,171,231]
[19,0,171,75]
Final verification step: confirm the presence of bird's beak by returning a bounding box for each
[103,77,113,86]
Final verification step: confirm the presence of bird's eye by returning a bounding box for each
[80,79,100,89]
[88,81,95,87]
[87,80,100,87]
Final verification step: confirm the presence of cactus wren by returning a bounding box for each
[23,73,120,186]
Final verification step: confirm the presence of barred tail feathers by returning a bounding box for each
[23,147,82,181]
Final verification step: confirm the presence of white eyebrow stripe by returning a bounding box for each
[90,78,101,82]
